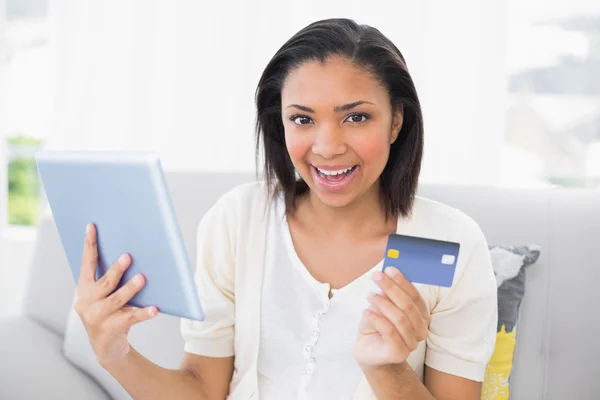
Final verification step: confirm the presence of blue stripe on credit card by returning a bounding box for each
[383,233,460,287]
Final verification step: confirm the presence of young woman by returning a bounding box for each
[76,18,497,400]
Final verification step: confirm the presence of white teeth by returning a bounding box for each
[316,166,354,176]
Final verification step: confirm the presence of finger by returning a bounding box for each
[368,293,420,349]
[80,223,99,284]
[101,273,146,316]
[115,305,159,331]
[374,270,428,323]
[372,276,429,340]
[375,269,430,321]
[359,301,382,335]
[94,253,132,299]
[82,304,142,328]
[364,309,409,353]
[368,300,382,314]
[385,269,430,320]
[358,313,377,335]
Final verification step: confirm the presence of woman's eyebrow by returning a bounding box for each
[334,100,374,112]
[286,104,315,113]
[285,100,375,113]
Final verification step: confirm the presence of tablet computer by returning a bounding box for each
[35,151,204,321]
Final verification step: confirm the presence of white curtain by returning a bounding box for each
[46,0,507,183]
[0,0,8,234]
[0,0,8,311]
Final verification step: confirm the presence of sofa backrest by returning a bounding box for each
[419,185,600,399]
[24,172,600,399]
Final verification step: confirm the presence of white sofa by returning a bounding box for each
[1,171,599,399]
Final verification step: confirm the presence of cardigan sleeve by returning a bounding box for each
[425,218,498,382]
[180,191,238,357]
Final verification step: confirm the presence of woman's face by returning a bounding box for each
[281,56,403,209]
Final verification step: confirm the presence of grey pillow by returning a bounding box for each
[489,245,541,333]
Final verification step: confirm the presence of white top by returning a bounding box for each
[257,198,382,399]
[180,183,498,400]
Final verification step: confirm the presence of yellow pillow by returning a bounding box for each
[482,325,517,400]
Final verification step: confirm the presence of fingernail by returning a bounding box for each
[148,306,157,316]
[134,274,143,286]
[367,292,376,302]
[385,267,399,277]
[372,271,383,281]
[119,254,129,266]
[86,224,91,234]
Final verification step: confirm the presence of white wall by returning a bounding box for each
[47,0,507,183]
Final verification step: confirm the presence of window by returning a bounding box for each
[3,0,48,227]
[503,0,600,188]
[7,135,43,225]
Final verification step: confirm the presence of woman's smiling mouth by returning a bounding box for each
[311,164,359,191]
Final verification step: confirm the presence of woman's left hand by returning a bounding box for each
[354,268,431,367]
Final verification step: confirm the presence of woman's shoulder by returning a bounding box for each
[412,196,492,283]
[411,195,484,243]
[220,180,266,200]
[202,181,271,230]
[212,181,270,212]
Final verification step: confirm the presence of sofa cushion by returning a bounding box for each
[0,316,109,400]
[22,214,76,337]
[63,299,185,400]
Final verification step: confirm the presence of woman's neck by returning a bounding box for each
[297,182,396,239]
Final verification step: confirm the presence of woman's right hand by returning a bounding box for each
[74,223,159,367]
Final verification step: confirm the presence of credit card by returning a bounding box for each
[383,233,460,287]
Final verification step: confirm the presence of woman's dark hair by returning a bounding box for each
[255,18,424,218]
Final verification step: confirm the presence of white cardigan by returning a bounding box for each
[180,182,498,400]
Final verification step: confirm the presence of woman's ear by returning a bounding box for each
[390,104,404,144]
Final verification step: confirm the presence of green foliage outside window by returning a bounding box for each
[6,135,43,226]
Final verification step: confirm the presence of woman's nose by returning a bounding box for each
[311,125,346,159]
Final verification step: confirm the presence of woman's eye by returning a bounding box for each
[345,113,369,123]
[292,116,314,125]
